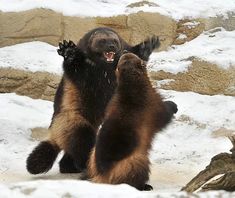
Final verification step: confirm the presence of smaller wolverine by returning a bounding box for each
[87,53,177,190]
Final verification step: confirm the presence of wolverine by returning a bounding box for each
[87,53,177,190]
[26,27,172,174]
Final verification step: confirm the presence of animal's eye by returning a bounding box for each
[113,39,119,46]
[98,39,106,45]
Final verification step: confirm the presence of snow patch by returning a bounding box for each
[0,0,235,20]
[148,28,235,74]
[0,91,234,194]
[0,41,63,75]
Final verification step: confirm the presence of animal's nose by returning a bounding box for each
[108,44,115,51]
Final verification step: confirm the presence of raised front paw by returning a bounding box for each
[140,35,160,60]
[57,40,77,60]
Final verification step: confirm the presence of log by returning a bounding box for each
[182,135,235,193]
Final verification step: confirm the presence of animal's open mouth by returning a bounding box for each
[104,52,115,62]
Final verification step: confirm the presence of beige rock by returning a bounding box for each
[201,12,235,31]
[0,68,61,101]
[63,16,97,44]
[173,19,204,45]
[211,127,235,138]
[149,59,235,96]
[0,9,177,49]
[127,12,177,50]
[127,1,159,8]
[0,9,63,47]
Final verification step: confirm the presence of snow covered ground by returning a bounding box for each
[0,0,235,20]
[148,27,235,74]
[0,90,234,197]
[0,41,63,75]
[0,97,233,193]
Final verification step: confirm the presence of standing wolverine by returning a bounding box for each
[87,53,177,190]
[26,27,170,174]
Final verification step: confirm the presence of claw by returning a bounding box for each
[69,40,76,47]
[59,42,64,49]
[63,40,69,47]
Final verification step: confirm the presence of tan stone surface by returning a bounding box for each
[127,1,159,8]
[0,9,177,49]
[63,16,97,44]
[0,68,61,101]
[201,12,235,31]
[149,59,235,96]
[173,19,204,45]
[127,12,177,50]
[1,8,235,98]
[0,9,63,47]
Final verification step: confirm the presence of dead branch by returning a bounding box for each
[181,135,235,193]
[201,172,235,192]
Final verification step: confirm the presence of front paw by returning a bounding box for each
[140,35,160,60]
[164,101,178,114]
[57,40,77,60]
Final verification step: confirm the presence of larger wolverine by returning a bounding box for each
[26,27,170,174]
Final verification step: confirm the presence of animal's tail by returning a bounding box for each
[26,141,60,174]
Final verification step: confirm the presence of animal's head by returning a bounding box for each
[115,52,147,83]
[79,27,123,65]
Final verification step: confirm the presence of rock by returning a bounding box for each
[149,59,235,96]
[1,8,235,98]
[0,9,63,47]
[173,19,204,45]
[0,9,177,50]
[202,12,235,31]
[126,1,159,8]
[0,68,61,101]
[211,127,235,138]
[173,12,235,45]
[127,12,177,50]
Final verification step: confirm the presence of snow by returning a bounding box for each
[1,28,235,75]
[0,0,235,20]
[0,93,53,183]
[0,90,234,197]
[148,28,235,74]
[0,41,63,75]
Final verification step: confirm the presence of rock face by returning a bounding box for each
[0,9,177,51]
[0,68,60,101]
[149,59,235,96]
[0,9,63,47]
[1,8,235,100]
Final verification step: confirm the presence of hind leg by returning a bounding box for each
[63,123,96,173]
[59,153,79,173]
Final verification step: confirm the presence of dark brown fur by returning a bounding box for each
[87,53,175,190]
[26,27,162,174]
